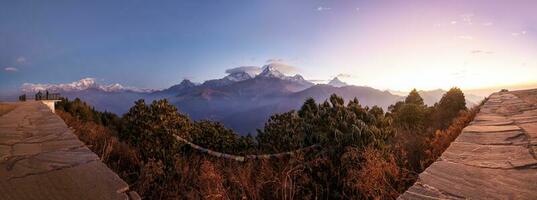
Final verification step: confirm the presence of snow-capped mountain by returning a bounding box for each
[256,63,314,87]
[200,63,312,89]
[17,68,486,135]
[21,78,151,93]
[201,71,254,88]
[258,64,286,79]
[327,77,348,87]
[224,71,253,82]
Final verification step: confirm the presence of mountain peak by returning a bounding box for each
[258,64,286,78]
[179,79,195,86]
[291,74,305,81]
[224,71,253,82]
[168,79,196,90]
[328,77,348,87]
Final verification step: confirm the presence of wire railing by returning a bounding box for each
[173,135,320,162]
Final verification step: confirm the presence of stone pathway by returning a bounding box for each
[0,101,139,200]
[399,90,537,200]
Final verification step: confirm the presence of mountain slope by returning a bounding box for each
[290,84,401,110]
[19,70,486,135]
[171,84,402,134]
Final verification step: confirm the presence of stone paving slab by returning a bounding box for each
[455,130,527,146]
[399,90,537,200]
[0,101,136,200]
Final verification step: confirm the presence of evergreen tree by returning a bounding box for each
[392,90,429,134]
[122,99,192,169]
[405,89,424,105]
[191,120,243,153]
[433,87,467,129]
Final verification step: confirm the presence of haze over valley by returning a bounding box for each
[17,62,485,134]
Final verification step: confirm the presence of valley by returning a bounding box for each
[19,63,485,135]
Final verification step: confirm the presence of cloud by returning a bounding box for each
[451,70,468,79]
[460,13,474,25]
[482,22,493,26]
[316,6,331,11]
[451,21,457,25]
[263,62,299,74]
[457,35,473,40]
[16,56,26,64]
[512,30,527,37]
[266,58,284,63]
[4,67,18,72]
[471,50,483,54]
[225,66,262,76]
[471,50,494,54]
[336,73,352,78]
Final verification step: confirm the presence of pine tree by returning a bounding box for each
[433,87,467,129]
[405,89,424,105]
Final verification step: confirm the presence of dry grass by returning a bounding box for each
[423,106,480,168]
[0,103,17,117]
[56,110,141,186]
[54,98,482,199]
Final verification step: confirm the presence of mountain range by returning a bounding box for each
[20,63,485,135]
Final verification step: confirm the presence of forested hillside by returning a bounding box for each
[56,87,479,199]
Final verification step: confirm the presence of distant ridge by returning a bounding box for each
[19,66,485,134]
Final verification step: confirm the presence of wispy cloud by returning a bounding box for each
[433,23,443,28]
[316,6,331,11]
[336,73,352,78]
[266,58,284,63]
[16,56,26,64]
[4,67,18,72]
[225,66,262,76]
[457,35,473,40]
[482,22,493,26]
[512,30,528,37]
[471,50,494,54]
[460,13,474,25]
[451,69,467,76]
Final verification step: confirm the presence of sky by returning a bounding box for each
[1,0,536,95]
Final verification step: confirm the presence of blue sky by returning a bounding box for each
[1,0,536,94]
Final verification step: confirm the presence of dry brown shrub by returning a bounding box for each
[424,107,479,167]
[137,159,165,197]
[197,160,228,200]
[57,110,141,193]
[343,147,400,199]
[223,161,258,199]
[56,101,480,199]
